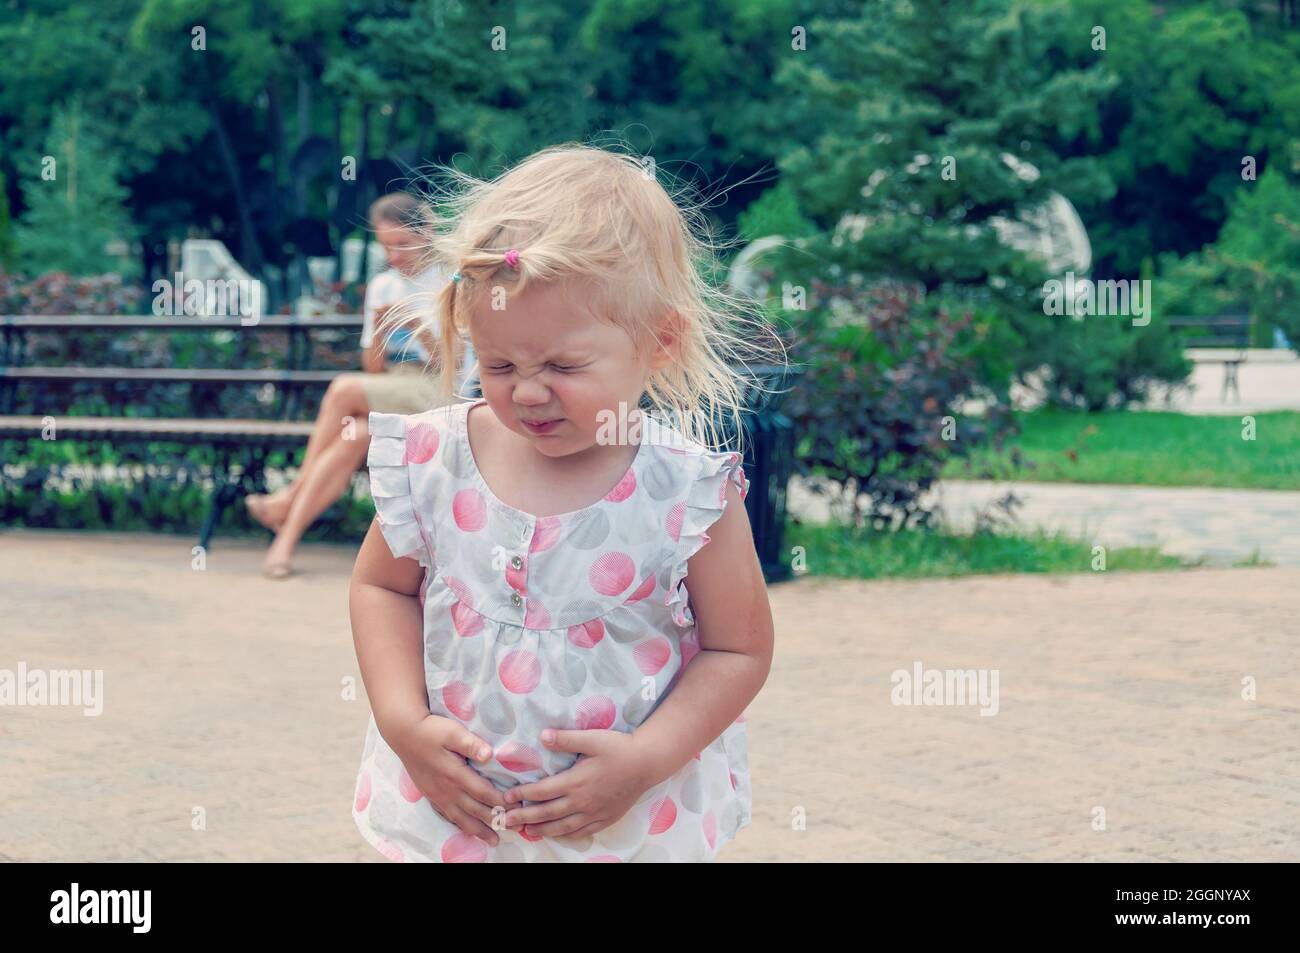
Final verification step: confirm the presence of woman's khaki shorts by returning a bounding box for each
[359,362,460,416]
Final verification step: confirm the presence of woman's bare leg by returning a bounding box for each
[248,374,371,526]
[261,418,371,574]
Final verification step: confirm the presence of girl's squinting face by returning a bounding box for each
[469,279,668,461]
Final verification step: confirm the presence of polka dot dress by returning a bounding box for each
[353,398,753,862]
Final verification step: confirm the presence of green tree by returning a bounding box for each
[12,98,137,277]
[1161,166,1300,351]
[771,0,1113,381]
[0,168,14,269]
[1046,0,1300,277]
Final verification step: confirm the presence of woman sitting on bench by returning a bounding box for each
[244,191,476,578]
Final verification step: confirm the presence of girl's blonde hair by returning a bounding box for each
[392,141,787,453]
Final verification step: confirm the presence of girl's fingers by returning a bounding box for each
[520,813,588,838]
[458,793,508,835]
[446,803,500,847]
[503,796,576,829]
[442,727,493,763]
[447,760,508,809]
[567,820,608,839]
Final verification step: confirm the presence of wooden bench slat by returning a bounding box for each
[0,367,339,384]
[0,416,315,443]
[2,315,363,330]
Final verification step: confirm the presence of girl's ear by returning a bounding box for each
[648,309,682,370]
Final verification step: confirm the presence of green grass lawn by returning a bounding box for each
[785,521,1197,580]
[942,409,1300,490]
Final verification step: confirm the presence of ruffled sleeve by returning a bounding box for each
[664,448,751,628]
[366,411,433,569]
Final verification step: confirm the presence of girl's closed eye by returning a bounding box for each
[485,363,584,372]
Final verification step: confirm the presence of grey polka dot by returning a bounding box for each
[548,653,588,696]
[593,651,629,687]
[370,790,398,829]
[594,812,643,849]
[622,690,656,726]
[679,764,706,814]
[568,510,611,550]
[642,459,679,501]
[718,798,741,834]
[562,599,605,626]
[604,617,646,645]
[479,693,517,734]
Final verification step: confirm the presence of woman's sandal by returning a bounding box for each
[262,560,293,580]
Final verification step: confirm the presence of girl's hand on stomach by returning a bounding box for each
[496,729,654,839]
[390,713,509,846]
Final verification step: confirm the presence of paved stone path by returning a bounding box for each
[788,478,1300,567]
[2,530,1296,861]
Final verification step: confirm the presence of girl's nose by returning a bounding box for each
[513,377,551,404]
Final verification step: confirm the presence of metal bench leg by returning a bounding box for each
[198,450,237,551]
[1222,362,1240,403]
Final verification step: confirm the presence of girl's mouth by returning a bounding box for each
[522,418,563,434]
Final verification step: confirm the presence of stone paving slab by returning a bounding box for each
[788,478,1300,567]
[1,529,1296,862]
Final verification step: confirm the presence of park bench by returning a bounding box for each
[1,317,801,582]
[1168,313,1253,401]
[0,314,361,549]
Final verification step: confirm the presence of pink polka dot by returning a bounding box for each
[498,650,541,693]
[633,636,672,675]
[506,558,527,596]
[442,681,476,720]
[398,766,423,803]
[495,740,542,773]
[354,771,371,812]
[703,810,717,849]
[444,576,474,607]
[403,422,440,464]
[452,488,487,532]
[524,599,550,629]
[648,796,678,835]
[567,619,604,648]
[666,501,685,542]
[530,516,563,553]
[623,573,655,605]
[441,832,488,863]
[604,468,637,503]
[377,838,407,862]
[574,696,616,730]
[450,602,483,637]
[589,552,634,596]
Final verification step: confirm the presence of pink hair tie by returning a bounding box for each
[504,249,520,268]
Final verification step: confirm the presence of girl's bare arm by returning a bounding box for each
[361,305,390,373]
[629,480,775,785]
[349,519,430,746]
[350,519,508,841]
